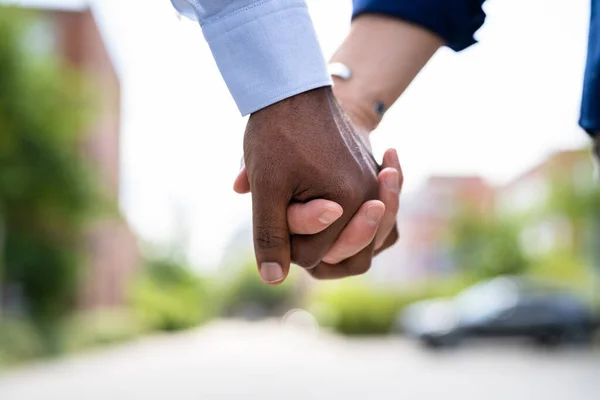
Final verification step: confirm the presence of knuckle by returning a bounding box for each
[291,236,329,270]
[384,229,399,250]
[347,259,372,276]
[376,226,399,255]
[390,225,400,243]
[306,257,372,280]
[291,252,321,270]
[306,268,324,280]
[254,226,288,250]
[306,264,337,280]
[308,270,332,281]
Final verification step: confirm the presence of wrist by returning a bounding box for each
[332,77,382,132]
[250,86,333,120]
[329,14,443,131]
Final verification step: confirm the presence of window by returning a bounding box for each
[23,16,59,58]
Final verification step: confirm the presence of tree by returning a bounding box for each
[0,7,99,350]
[131,258,213,332]
[220,259,297,318]
[448,210,529,279]
[545,163,600,254]
[544,162,600,306]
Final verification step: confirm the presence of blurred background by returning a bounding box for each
[0,0,599,399]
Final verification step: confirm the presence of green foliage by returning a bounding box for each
[308,276,475,336]
[545,166,600,264]
[131,259,213,332]
[0,7,99,338]
[0,311,147,368]
[448,211,529,278]
[543,166,600,301]
[528,251,591,293]
[220,260,297,318]
[545,161,600,223]
[65,309,147,351]
[308,282,398,335]
[0,317,43,367]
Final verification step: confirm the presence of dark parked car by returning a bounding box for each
[400,276,597,349]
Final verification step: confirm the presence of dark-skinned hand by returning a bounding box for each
[239,87,402,284]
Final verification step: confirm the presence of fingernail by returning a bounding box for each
[260,262,284,283]
[366,205,384,227]
[384,171,400,193]
[318,209,342,225]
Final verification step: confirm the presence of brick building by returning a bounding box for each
[23,5,139,308]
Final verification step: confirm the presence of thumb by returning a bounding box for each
[251,185,291,285]
[233,167,251,194]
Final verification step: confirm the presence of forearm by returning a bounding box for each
[331,15,443,131]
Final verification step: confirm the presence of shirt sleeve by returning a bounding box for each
[579,0,600,135]
[171,0,332,115]
[352,0,487,51]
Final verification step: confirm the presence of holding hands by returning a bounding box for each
[234,87,402,284]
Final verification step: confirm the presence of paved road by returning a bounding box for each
[1,320,599,400]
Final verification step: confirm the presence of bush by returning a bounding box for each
[65,309,147,352]
[307,276,475,336]
[0,317,43,367]
[220,261,298,319]
[131,259,213,332]
[0,311,147,368]
[308,283,399,335]
[529,251,590,288]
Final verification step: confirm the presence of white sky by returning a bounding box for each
[12,0,593,268]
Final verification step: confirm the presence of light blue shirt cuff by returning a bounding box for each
[175,0,332,115]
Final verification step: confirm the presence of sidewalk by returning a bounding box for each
[1,320,599,400]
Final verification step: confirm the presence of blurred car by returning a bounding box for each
[400,276,598,349]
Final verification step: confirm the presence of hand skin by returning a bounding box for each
[235,147,402,282]
[240,86,401,284]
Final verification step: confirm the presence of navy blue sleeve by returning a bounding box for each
[352,0,486,51]
[579,0,600,135]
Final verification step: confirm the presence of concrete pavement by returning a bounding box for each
[0,320,599,400]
